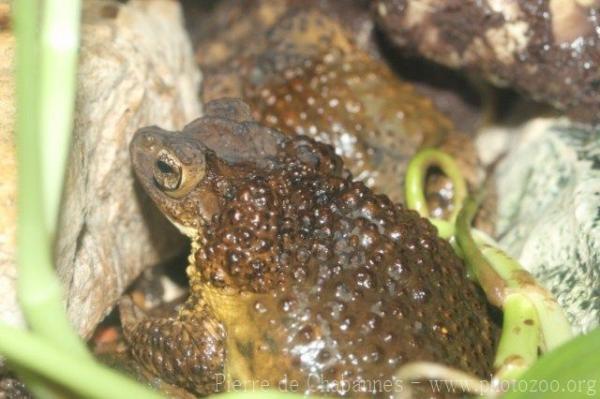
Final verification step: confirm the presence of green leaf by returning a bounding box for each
[502,327,600,399]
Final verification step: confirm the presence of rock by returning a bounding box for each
[492,118,600,333]
[0,0,201,338]
[374,0,600,125]
[56,0,201,338]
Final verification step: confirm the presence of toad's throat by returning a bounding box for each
[200,283,282,388]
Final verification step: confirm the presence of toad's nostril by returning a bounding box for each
[138,131,156,149]
[142,132,154,146]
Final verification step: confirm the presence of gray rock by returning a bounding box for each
[56,0,201,338]
[493,118,600,334]
[0,0,201,339]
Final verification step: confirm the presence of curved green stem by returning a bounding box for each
[455,197,507,307]
[405,148,468,239]
[14,0,90,359]
[429,219,455,240]
[456,196,572,380]
[0,325,163,399]
[40,0,81,236]
[11,1,174,398]
[457,206,538,383]
[480,246,572,351]
[502,327,600,399]
[404,149,574,388]
[493,293,540,381]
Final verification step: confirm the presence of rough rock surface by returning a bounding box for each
[0,0,201,338]
[374,0,600,124]
[491,118,600,333]
[55,0,201,337]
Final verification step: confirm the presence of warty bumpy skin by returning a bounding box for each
[124,99,498,398]
[201,9,483,219]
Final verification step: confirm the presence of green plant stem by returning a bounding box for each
[14,0,91,360]
[493,293,540,381]
[429,219,455,240]
[456,196,572,378]
[480,246,572,351]
[404,148,468,238]
[466,225,572,350]
[455,197,507,307]
[403,149,576,390]
[0,325,163,399]
[39,0,81,236]
[502,327,600,399]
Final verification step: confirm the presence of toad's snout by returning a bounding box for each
[129,127,171,191]
[130,127,166,156]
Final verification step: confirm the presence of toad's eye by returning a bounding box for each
[153,149,206,198]
[153,152,182,192]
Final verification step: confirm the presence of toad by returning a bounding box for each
[122,98,497,398]
[201,9,484,220]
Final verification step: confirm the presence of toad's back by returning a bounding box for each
[190,138,497,397]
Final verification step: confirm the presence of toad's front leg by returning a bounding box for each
[120,296,226,395]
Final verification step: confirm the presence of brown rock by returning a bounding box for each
[375,0,600,125]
